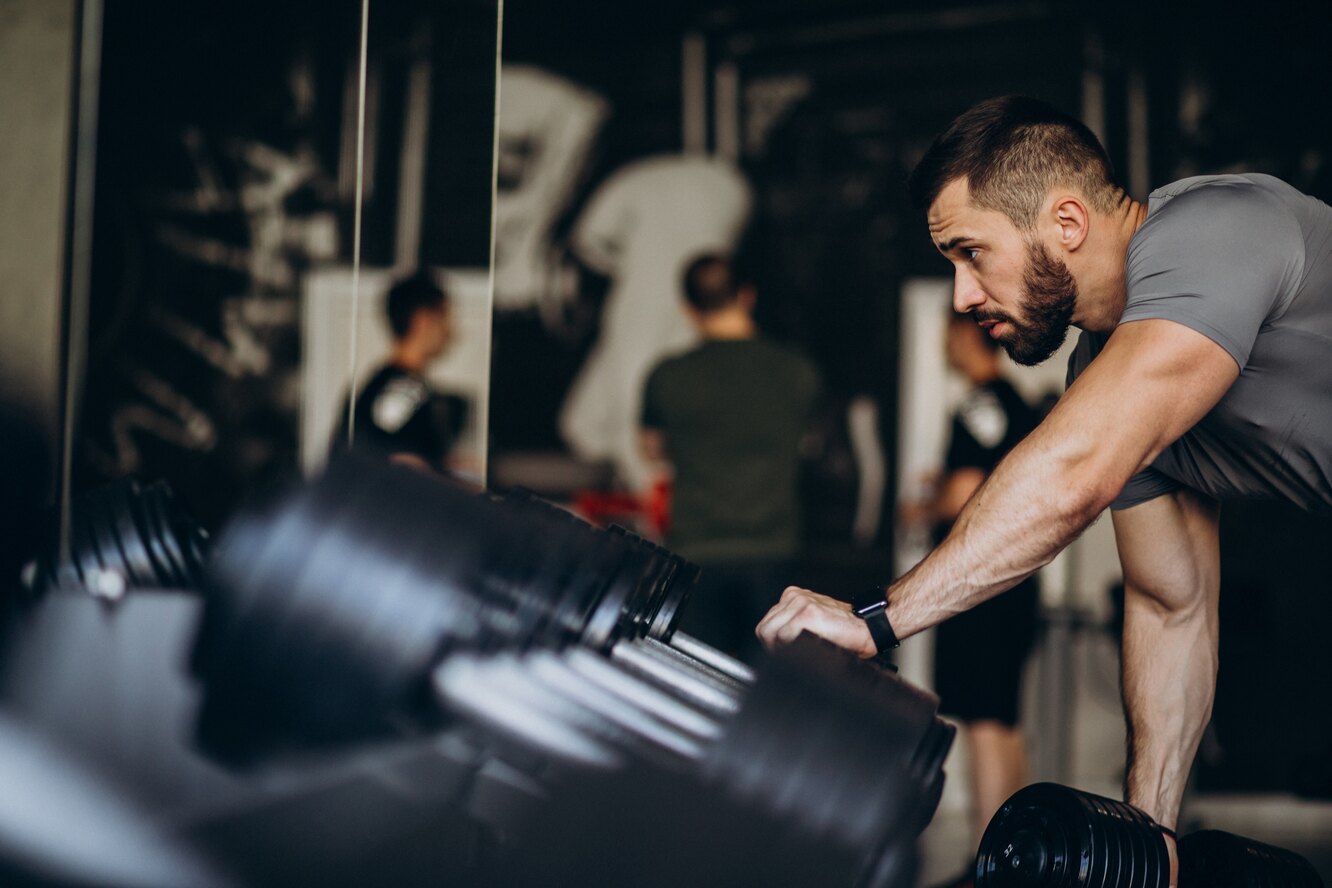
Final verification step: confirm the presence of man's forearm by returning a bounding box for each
[757,322,1235,660]
[886,425,1115,639]
[1121,582,1219,829]
[1110,491,1220,831]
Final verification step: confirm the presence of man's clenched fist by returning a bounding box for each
[755,586,879,658]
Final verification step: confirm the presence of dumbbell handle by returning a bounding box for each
[668,632,756,684]
[610,640,743,715]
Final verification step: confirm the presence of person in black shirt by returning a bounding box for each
[331,272,465,473]
[906,312,1040,886]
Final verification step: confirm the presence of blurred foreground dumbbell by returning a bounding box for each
[193,454,733,749]
[30,477,209,598]
[193,455,955,886]
[976,783,1323,887]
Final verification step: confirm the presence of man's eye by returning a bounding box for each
[964,248,980,262]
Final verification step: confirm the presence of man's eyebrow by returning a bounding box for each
[935,236,965,253]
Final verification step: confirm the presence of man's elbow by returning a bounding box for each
[1056,469,1123,530]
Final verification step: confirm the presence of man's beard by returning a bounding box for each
[979,240,1077,366]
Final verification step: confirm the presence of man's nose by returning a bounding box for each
[951,267,986,313]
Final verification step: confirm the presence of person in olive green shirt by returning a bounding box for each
[640,254,821,660]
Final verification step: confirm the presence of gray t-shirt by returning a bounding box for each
[1066,173,1332,512]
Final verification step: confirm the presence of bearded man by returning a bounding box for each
[756,95,1332,884]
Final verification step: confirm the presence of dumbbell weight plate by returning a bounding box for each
[103,481,159,588]
[433,654,625,771]
[524,651,710,765]
[141,486,192,587]
[129,485,180,587]
[976,797,1069,885]
[79,487,130,591]
[68,492,109,589]
[975,784,1169,888]
[1087,795,1124,888]
[560,647,723,742]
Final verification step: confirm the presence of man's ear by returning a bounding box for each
[1051,195,1090,252]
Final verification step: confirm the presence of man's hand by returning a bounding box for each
[755,586,878,658]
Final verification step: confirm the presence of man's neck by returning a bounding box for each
[1073,196,1150,334]
[389,342,429,374]
[697,310,757,340]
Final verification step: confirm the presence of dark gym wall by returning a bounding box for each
[77,0,497,528]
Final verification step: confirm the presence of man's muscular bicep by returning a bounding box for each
[1049,318,1238,485]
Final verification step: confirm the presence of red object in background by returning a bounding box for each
[645,477,671,538]
[573,478,672,539]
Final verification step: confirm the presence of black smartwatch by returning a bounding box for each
[851,586,900,662]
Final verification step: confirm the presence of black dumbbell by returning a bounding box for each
[32,477,210,598]
[193,455,956,885]
[976,783,1170,887]
[192,455,708,748]
[432,634,950,888]
[976,783,1325,888]
[1178,829,1323,887]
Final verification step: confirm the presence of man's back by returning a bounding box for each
[642,338,819,563]
[1068,173,1332,511]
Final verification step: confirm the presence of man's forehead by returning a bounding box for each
[926,179,1015,247]
[927,191,974,252]
[927,178,973,228]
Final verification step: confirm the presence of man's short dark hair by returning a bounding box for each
[682,253,742,313]
[386,271,447,339]
[908,96,1122,228]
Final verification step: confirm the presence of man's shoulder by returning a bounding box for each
[650,337,819,382]
[1141,174,1296,233]
[749,336,820,376]
[365,367,431,433]
[645,346,699,382]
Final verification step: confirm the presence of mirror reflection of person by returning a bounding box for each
[758,95,1332,885]
[560,156,752,491]
[331,271,467,475]
[640,254,820,661]
[903,312,1040,888]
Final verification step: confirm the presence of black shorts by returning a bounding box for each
[933,578,1039,727]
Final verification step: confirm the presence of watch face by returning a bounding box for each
[854,588,887,615]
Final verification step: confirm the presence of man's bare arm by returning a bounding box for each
[757,318,1238,652]
[1114,489,1220,831]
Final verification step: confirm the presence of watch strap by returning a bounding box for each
[851,587,900,669]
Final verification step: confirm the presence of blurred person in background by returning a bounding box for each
[903,311,1040,888]
[331,272,467,475]
[640,254,820,661]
